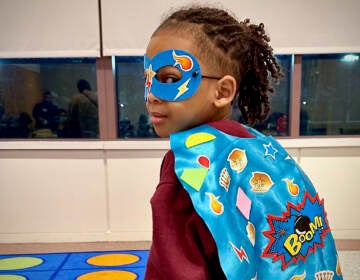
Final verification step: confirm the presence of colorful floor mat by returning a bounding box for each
[0,250,149,279]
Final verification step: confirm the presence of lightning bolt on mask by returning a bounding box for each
[144,49,202,102]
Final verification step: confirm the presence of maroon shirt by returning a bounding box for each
[145,120,254,280]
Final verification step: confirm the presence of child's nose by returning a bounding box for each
[147,92,163,103]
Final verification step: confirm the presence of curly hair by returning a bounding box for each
[153,6,283,125]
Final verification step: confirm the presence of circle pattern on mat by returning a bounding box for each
[0,257,43,270]
[0,276,26,280]
[76,270,137,280]
[86,253,139,266]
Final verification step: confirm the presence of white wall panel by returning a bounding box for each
[107,151,165,240]
[299,148,360,239]
[0,0,100,58]
[0,151,107,239]
[0,143,358,243]
[101,0,360,55]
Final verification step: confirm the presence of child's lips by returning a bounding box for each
[150,112,167,124]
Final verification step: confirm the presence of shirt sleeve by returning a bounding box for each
[145,150,226,280]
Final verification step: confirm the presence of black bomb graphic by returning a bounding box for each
[294,215,311,235]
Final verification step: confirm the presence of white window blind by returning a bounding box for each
[101,0,360,56]
[1,0,358,58]
[0,0,100,58]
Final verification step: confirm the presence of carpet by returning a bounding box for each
[0,250,149,279]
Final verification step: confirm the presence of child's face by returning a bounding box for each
[145,31,222,137]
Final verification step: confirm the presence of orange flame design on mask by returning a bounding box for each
[173,50,193,71]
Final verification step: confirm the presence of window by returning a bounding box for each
[116,55,292,138]
[0,58,98,138]
[301,53,360,136]
[248,55,292,136]
[116,56,157,138]
[3,54,358,140]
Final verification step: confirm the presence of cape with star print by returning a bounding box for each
[170,124,342,280]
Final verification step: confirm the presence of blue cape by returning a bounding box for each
[170,124,343,280]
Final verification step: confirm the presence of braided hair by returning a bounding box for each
[153,6,283,125]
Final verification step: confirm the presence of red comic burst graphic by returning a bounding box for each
[262,191,330,270]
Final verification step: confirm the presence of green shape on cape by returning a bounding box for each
[180,168,208,191]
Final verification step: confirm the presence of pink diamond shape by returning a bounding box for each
[236,187,252,220]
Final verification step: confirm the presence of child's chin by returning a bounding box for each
[153,128,170,138]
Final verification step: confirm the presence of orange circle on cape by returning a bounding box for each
[76,270,137,280]
[86,254,139,266]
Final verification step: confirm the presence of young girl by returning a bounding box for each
[144,5,342,280]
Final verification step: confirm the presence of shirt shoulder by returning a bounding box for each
[208,119,255,138]
[159,150,177,183]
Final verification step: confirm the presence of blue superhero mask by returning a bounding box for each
[144,49,202,102]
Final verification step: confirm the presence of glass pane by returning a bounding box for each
[242,55,292,136]
[116,55,291,138]
[0,58,98,138]
[301,53,360,135]
[116,56,158,138]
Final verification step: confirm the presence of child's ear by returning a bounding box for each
[214,75,237,108]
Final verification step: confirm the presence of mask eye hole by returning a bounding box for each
[155,66,182,84]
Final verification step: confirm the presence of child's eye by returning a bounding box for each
[155,66,182,84]
[159,76,180,84]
